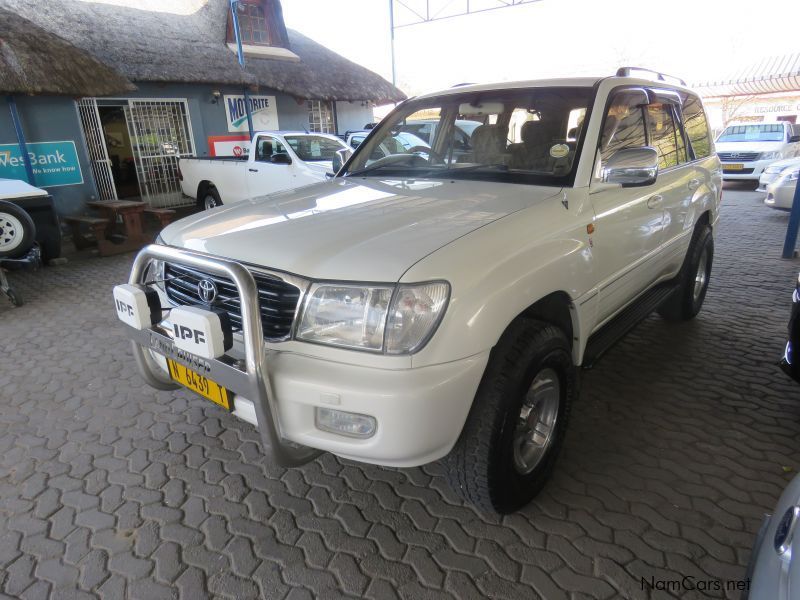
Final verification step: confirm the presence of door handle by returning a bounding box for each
[248,168,259,173]
[646,194,663,209]
[687,178,701,191]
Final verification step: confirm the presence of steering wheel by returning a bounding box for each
[405,145,447,164]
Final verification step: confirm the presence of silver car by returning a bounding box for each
[758,156,800,193]
[764,168,799,211]
[745,459,800,597]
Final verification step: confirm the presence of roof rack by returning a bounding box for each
[616,67,687,87]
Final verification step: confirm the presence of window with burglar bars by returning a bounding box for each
[308,100,335,133]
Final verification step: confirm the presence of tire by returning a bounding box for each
[657,224,713,322]
[7,288,23,307]
[200,188,222,211]
[0,201,36,259]
[445,318,577,513]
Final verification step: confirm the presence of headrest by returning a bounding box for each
[521,120,541,145]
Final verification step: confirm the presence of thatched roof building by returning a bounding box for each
[0,0,405,104]
[0,7,135,96]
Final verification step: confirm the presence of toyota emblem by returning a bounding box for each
[730,153,740,159]
[198,279,218,304]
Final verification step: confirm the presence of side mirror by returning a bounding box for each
[270,153,292,165]
[789,135,800,143]
[332,148,353,174]
[601,147,658,187]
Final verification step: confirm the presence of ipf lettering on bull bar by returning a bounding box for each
[173,324,206,345]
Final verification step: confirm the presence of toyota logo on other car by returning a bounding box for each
[198,279,218,303]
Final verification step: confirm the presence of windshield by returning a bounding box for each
[345,86,594,185]
[717,124,785,143]
[284,135,347,161]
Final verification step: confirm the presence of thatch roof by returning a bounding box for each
[0,7,135,96]
[0,0,405,104]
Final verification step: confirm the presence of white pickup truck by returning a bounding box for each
[115,69,721,513]
[178,132,352,210]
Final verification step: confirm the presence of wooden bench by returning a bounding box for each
[144,207,176,230]
[63,216,110,251]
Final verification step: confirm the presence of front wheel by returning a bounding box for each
[445,318,577,514]
[658,225,713,321]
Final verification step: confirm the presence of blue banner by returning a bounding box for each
[0,141,84,187]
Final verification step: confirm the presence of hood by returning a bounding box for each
[303,161,334,176]
[715,141,786,154]
[767,156,800,171]
[0,178,48,199]
[160,177,560,281]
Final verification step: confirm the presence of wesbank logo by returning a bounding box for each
[0,141,83,187]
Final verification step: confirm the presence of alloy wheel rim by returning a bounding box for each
[204,195,218,210]
[693,247,709,303]
[0,214,24,251]
[512,367,560,475]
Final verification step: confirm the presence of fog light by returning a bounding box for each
[315,407,376,438]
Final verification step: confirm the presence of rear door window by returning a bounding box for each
[646,103,682,169]
[681,95,712,159]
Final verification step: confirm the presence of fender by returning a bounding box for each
[405,190,596,368]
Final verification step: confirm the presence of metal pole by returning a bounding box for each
[389,0,396,86]
[782,177,800,258]
[229,0,255,140]
[6,96,35,185]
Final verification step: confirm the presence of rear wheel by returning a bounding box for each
[0,201,36,259]
[200,188,222,211]
[445,318,577,513]
[658,224,713,321]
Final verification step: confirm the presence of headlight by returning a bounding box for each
[765,165,784,174]
[298,284,394,351]
[298,281,449,354]
[761,151,783,160]
[786,169,800,181]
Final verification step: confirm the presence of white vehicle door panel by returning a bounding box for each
[591,183,665,324]
[247,135,298,199]
[590,87,665,326]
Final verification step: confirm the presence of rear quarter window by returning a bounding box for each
[681,95,712,159]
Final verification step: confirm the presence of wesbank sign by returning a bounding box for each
[224,95,279,133]
[0,141,83,187]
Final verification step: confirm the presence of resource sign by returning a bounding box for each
[224,95,279,133]
[0,141,83,187]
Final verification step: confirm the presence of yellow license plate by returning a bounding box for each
[723,163,744,171]
[167,359,231,410]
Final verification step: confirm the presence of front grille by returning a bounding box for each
[722,168,754,174]
[718,151,760,162]
[164,262,302,339]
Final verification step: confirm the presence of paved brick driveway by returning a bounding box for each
[1,185,799,599]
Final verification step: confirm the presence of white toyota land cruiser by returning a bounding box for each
[114,68,721,513]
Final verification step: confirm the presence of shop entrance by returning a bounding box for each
[76,98,196,207]
[97,105,139,198]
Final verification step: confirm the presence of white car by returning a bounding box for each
[765,167,799,210]
[114,69,721,513]
[758,156,800,192]
[716,122,800,182]
[179,132,352,210]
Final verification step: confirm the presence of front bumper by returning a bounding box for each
[765,185,796,211]
[121,245,488,468]
[722,159,773,180]
[758,172,783,192]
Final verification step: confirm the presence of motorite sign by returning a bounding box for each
[224,94,279,133]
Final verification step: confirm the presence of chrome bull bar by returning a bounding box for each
[126,244,320,467]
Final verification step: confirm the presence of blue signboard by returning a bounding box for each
[0,141,84,187]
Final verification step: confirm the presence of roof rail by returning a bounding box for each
[616,67,687,87]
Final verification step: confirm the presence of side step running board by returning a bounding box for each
[582,282,679,369]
